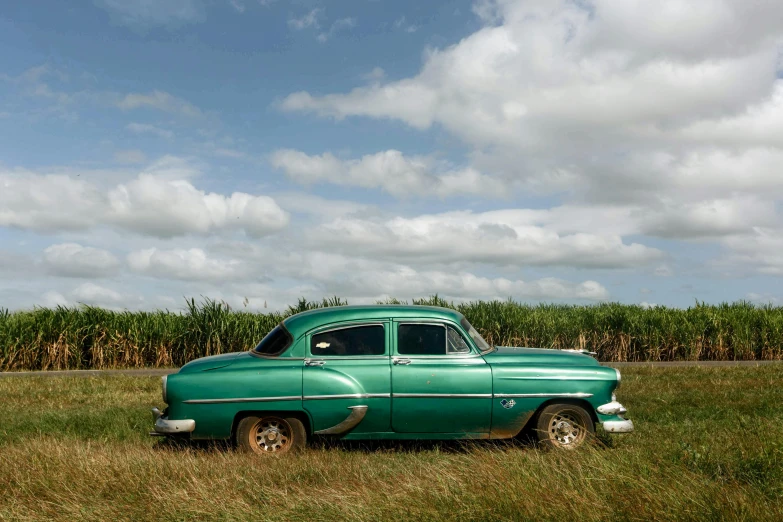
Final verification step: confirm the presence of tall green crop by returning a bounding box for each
[1,298,781,370]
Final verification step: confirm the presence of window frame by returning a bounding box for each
[307,321,388,358]
[250,323,294,358]
[394,321,480,358]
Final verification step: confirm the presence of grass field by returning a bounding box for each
[1,365,781,521]
[3,297,783,371]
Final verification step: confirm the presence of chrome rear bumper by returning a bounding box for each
[150,407,195,436]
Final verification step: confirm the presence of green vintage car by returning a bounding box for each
[151,305,632,453]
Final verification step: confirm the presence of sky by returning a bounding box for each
[1,0,782,312]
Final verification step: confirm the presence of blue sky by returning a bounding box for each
[1,0,782,311]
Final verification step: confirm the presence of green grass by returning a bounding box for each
[2,297,783,370]
[0,365,781,521]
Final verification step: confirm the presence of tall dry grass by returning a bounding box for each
[2,297,783,371]
[1,366,781,520]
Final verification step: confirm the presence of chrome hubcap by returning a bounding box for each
[254,419,291,452]
[549,412,584,446]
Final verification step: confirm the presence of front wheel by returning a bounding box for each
[236,415,307,455]
[535,403,595,450]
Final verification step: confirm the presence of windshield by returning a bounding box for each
[252,324,293,356]
[460,318,493,353]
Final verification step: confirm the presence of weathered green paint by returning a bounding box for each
[160,305,627,441]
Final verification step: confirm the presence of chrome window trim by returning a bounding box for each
[303,393,391,400]
[309,322,387,357]
[493,392,594,398]
[393,393,493,399]
[311,322,386,335]
[392,353,484,360]
[183,395,302,404]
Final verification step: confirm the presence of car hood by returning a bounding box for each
[483,346,599,367]
[178,352,243,373]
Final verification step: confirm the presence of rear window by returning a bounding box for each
[253,324,293,356]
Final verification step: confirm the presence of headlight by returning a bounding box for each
[162,375,168,403]
[614,368,621,389]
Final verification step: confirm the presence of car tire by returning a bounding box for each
[236,415,307,455]
[534,403,594,450]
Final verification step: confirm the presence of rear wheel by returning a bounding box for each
[535,403,594,450]
[236,415,306,455]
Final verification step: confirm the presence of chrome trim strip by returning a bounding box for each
[493,392,594,398]
[304,393,390,400]
[392,353,485,360]
[393,393,493,399]
[183,395,302,404]
[314,405,368,435]
[304,356,389,361]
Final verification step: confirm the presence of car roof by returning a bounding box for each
[282,305,465,337]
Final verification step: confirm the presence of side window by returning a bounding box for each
[311,325,385,356]
[398,324,473,355]
[447,326,471,354]
[398,324,445,355]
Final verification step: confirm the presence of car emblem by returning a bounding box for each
[500,399,516,409]
[315,342,330,349]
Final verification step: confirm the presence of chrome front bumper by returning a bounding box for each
[597,401,634,433]
[150,407,195,436]
[602,419,634,433]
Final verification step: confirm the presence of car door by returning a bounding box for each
[302,321,391,435]
[391,320,492,435]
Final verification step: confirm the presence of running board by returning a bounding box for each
[314,405,368,435]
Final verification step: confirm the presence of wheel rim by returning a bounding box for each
[252,417,292,453]
[548,411,586,446]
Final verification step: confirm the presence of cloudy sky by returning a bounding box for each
[1,0,782,311]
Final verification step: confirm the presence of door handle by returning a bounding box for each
[305,360,325,367]
[393,358,412,365]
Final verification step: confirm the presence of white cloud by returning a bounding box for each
[271,149,507,198]
[108,175,289,237]
[117,90,201,117]
[279,1,783,193]
[41,290,68,308]
[394,16,418,33]
[0,170,105,232]
[722,229,783,276]
[308,209,663,269]
[288,8,322,30]
[317,17,357,43]
[638,197,779,240]
[126,122,174,139]
[277,0,783,276]
[128,247,253,281]
[745,292,780,305]
[0,157,288,238]
[329,267,609,301]
[43,243,121,278]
